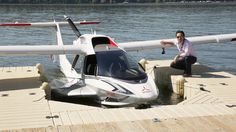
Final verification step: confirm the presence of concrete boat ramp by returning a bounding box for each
[0,60,236,131]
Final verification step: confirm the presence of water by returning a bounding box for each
[0,4,235,105]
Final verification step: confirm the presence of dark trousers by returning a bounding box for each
[170,56,197,75]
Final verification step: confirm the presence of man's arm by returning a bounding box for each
[160,40,175,46]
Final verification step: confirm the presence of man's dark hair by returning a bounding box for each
[176,30,185,37]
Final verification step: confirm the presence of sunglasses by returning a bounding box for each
[176,36,183,38]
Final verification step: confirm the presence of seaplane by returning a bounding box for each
[0,16,235,107]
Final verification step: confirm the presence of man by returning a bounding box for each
[160,30,197,77]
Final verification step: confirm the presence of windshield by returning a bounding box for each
[96,50,147,80]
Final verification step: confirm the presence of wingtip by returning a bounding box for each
[232,38,236,41]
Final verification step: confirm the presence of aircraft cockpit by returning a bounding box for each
[96,50,147,81]
[84,50,147,82]
[82,36,147,81]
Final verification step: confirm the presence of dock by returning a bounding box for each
[1,61,236,131]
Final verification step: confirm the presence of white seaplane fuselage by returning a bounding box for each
[55,34,158,106]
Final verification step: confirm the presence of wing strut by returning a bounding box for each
[72,55,79,69]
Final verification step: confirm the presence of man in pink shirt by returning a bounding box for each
[161,30,197,77]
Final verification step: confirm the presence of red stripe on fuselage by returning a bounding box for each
[0,23,31,26]
[109,39,118,47]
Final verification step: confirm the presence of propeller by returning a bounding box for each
[64,15,81,68]
[64,15,81,38]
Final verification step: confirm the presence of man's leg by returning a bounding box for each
[170,59,185,70]
[185,56,197,75]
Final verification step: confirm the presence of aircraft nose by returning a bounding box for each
[138,86,158,100]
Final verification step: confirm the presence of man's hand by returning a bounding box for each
[173,55,184,63]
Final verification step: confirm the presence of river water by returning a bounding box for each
[0,4,235,105]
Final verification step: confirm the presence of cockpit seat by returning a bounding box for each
[87,64,97,75]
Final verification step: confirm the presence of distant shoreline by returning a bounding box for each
[0,2,236,7]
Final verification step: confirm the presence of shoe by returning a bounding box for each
[183,74,192,77]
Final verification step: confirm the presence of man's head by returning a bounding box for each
[176,30,185,44]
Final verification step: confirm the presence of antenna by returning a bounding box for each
[53,15,55,22]
[90,28,96,35]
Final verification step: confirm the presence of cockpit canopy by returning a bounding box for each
[85,50,147,81]
[83,36,147,81]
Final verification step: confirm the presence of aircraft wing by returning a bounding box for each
[118,33,236,51]
[0,19,96,55]
[0,45,83,55]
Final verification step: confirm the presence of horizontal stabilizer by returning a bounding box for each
[0,21,100,27]
[0,45,83,55]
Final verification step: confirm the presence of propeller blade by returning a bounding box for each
[72,55,79,69]
[64,15,81,37]
[64,16,81,69]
